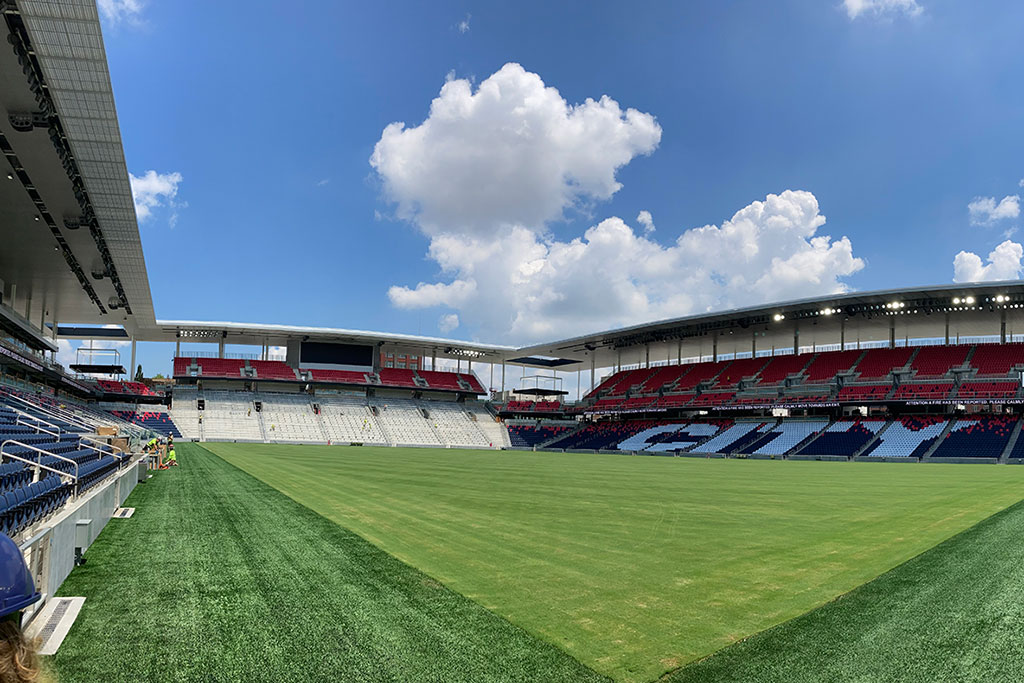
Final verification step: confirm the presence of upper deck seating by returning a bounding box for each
[377,368,419,388]
[654,393,694,409]
[96,379,125,394]
[970,343,1024,376]
[639,365,691,394]
[620,396,657,410]
[802,350,862,383]
[250,361,298,381]
[713,358,769,388]
[584,370,627,399]
[458,373,487,394]
[195,358,245,378]
[690,391,735,407]
[591,398,623,412]
[308,369,370,385]
[122,381,159,397]
[606,368,658,397]
[173,357,192,376]
[956,381,1019,400]
[754,354,809,386]
[853,347,914,380]
[911,345,970,378]
[892,382,954,401]
[418,371,461,391]
[836,384,891,402]
[675,361,728,391]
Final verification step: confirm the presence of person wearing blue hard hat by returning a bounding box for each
[0,533,45,682]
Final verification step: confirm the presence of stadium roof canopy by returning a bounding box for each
[0,0,156,351]
[5,2,1024,379]
[514,281,1024,371]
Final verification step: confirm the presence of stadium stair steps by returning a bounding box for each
[728,419,780,454]
[920,420,957,461]
[962,344,978,374]
[257,405,268,442]
[688,429,729,453]
[999,419,1023,463]
[313,407,330,443]
[852,419,894,458]
[784,421,833,457]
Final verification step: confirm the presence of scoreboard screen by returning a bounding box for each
[300,342,373,367]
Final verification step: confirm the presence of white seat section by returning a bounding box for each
[317,395,386,444]
[422,402,484,446]
[752,420,828,455]
[474,407,510,448]
[824,420,884,434]
[868,419,948,458]
[259,393,324,442]
[694,422,766,454]
[170,386,200,439]
[202,390,262,441]
[369,398,442,446]
[617,423,721,452]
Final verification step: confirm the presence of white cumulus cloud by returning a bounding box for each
[457,14,471,33]
[637,210,655,235]
[129,170,184,224]
[843,0,923,20]
[388,191,865,342]
[97,0,143,24]
[968,195,1021,225]
[438,313,460,333]
[953,240,1024,283]
[370,62,662,237]
[374,65,863,343]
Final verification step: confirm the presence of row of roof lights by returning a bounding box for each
[773,307,841,322]
[770,295,1017,321]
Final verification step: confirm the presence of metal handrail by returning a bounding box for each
[3,394,92,431]
[10,407,60,438]
[77,441,127,466]
[78,434,123,457]
[0,443,78,484]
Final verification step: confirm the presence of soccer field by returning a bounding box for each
[206,443,1024,682]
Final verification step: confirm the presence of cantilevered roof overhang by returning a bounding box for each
[0,0,156,337]
[514,280,1024,370]
[141,320,517,363]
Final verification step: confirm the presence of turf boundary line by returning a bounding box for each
[191,442,612,682]
[659,493,1024,682]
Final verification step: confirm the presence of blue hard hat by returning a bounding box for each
[0,534,40,618]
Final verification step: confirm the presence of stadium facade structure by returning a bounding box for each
[7,0,1024,636]
[4,1,1024,447]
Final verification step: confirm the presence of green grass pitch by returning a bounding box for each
[205,443,1024,682]
[50,444,605,683]
[49,443,1024,682]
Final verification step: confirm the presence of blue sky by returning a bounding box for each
[86,0,1024,376]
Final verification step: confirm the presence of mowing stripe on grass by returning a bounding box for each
[205,443,1024,682]
[667,496,1024,682]
[50,444,607,683]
